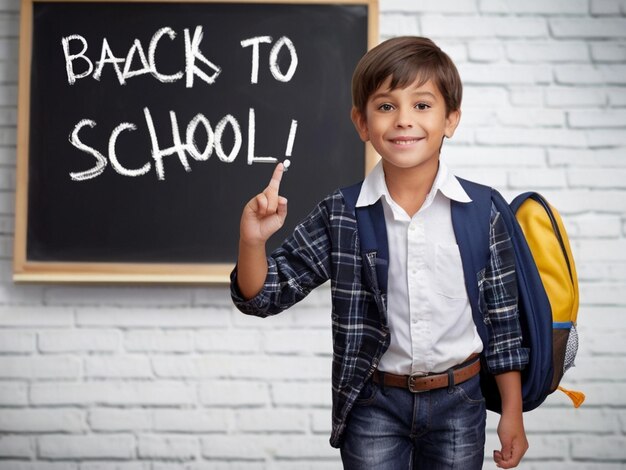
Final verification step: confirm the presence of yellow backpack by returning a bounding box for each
[511,192,584,407]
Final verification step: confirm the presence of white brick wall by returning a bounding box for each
[0,0,624,468]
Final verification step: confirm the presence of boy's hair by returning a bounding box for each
[351,36,462,117]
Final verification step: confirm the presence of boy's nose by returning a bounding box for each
[394,108,414,128]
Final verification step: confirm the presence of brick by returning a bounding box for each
[46,287,193,307]
[0,107,16,126]
[38,434,135,460]
[0,306,73,327]
[579,282,626,305]
[383,0,477,13]
[555,65,626,84]
[496,108,564,127]
[0,355,80,379]
[263,329,331,354]
[437,42,468,64]
[38,329,120,353]
[30,381,196,406]
[89,408,152,432]
[591,43,626,62]
[551,18,626,38]
[421,15,548,39]
[124,330,194,352]
[443,146,546,167]
[577,240,626,261]
[0,0,19,12]
[85,356,153,379]
[463,87,508,107]
[460,64,552,85]
[524,408,619,433]
[199,380,269,407]
[518,435,569,460]
[608,87,626,105]
[506,42,589,63]
[586,330,626,354]
[0,329,35,352]
[0,435,32,458]
[137,435,198,460]
[467,42,503,62]
[450,168,508,187]
[563,214,622,238]
[0,409,86,433]
[0,464,78,470]
[271,382,332,407]
[591,0,625,14]
[569,169,626,188]
[454,108,493,126]
[77,307,228,327]
[195,329,262,353]
[156,353,330,380]
[192,286,236,307]
[274,435,338,459]
[572,356,626,379]
[509,87,545,107]
[311,409,331,433]
[569,109,626,128]
[269,463,340,470]
[0,17,18,38]
[480,0,588,14]
[153,409,229,433]
[81,464,150,470]
[549,148,626,167]
[0,283,46,304]
[475,127,587,147]
[200,435,269,460]
[546,88,606,107]
[0,127,15,146]
[236,408,307,433]
[0,381,27,405]
[586,129,626,146]
[571,435,626,460]
[380,14,420,38]
[0,84,16,106]
[509,169,567,189]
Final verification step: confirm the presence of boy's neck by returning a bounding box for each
[382,157,440,217]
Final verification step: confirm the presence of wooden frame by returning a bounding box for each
[13,0,379,284]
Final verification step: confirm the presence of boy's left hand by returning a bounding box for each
[494,412,529,468]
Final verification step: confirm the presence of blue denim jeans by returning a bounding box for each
[340,374,486,470]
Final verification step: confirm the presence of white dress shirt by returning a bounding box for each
[356,161,484,375]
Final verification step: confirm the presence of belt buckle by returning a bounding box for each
[407,372,428,393]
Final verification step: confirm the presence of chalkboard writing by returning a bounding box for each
[14,0,377,283]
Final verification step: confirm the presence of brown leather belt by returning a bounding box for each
[372,356,481,393]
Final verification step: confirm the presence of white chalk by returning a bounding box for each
[283,159,291,171]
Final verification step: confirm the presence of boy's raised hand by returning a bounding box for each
[240,163,288,246]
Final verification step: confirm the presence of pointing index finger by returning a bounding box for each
[267,162,284,193]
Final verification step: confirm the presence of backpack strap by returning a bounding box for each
[340,182,389,296]
[451,178,492,346]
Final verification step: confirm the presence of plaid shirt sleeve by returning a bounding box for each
[481,203,530,375]
[231,194,335,317]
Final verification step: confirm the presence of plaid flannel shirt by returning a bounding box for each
[231,184,529,448]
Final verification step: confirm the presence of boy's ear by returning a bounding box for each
[351,107,369,142]
[444,109,461,138]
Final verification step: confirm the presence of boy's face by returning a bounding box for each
[352,77,460,174]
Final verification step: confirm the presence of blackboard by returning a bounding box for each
[14,0,378,283]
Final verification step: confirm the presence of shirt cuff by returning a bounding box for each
[229,266,270,316]
[485,347,530,375]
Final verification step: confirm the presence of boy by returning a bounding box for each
[231,36,529,469]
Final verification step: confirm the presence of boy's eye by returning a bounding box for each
[378,103,394,112]
[415,103,430,110]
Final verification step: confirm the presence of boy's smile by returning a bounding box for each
[352,77,460,177]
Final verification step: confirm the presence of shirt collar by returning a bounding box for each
[355,160,472,208]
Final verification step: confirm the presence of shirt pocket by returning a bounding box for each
[434,243,467,299]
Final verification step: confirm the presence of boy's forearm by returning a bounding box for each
[494,370,523,415]
[236,239,269,300]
